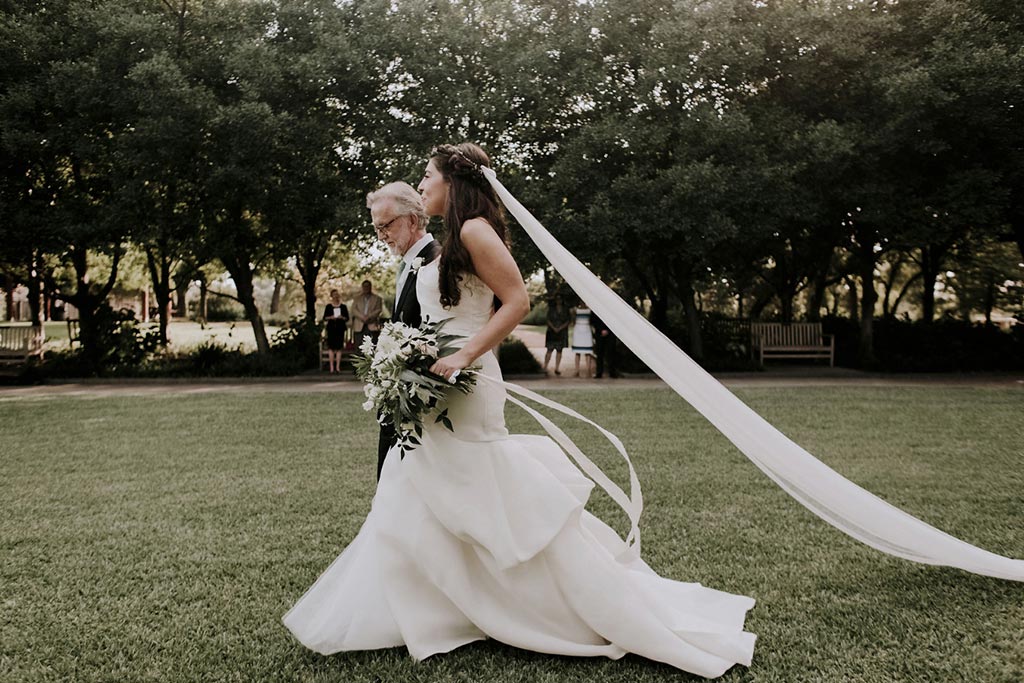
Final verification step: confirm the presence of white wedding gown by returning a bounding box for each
[282,259,757,678]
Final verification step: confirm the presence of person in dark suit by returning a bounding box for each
[366,181,442,482]
[591,311,620,378]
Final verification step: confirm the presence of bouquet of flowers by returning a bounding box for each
[353,319,477,452]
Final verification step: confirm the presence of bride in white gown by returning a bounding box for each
[282,143,757,678]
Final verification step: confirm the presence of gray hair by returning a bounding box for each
[366,181,428,229]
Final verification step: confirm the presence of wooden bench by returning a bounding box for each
[0,325,46,364]
[751,322,834,367]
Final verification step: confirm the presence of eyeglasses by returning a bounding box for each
[373,215,404,236]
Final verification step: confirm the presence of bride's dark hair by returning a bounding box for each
[429,142,508,308]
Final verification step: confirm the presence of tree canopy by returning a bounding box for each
[1,0,1021,366]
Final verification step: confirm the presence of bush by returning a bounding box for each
[822,315,1024,371]
[27,304,162,378]
[873,318,1024,372]
[131,342,306,377]
[498,336,542,375]
[269,315,322,369]
[204,296,246,322]
[522,300,548,326]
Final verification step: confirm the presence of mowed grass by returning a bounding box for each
[1,385,1022,683]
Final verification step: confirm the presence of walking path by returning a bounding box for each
[2,368,1021,401]
[4,327,1021,400]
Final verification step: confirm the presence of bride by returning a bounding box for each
[282,142,758,678]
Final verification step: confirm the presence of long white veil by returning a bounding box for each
[482,166,1024,582]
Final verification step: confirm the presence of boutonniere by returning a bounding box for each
[409,257,425,274]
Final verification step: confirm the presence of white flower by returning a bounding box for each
[361,399,374,411]
[375,334,400,361]
[359,336,375,356]
[409,257,425,274]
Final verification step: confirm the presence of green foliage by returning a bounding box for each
[268,315,322,369]
[498,336,543,375]
[823,314,1024,371]
[52,304,163,376]
[204,295,246,322]
[3,0,1024,373]
[521,300,548,327]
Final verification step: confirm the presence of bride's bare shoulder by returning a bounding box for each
[459,218,504,250]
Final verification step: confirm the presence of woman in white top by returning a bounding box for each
[570,305,595,378]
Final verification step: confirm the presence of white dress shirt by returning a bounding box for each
[395,233,435,310]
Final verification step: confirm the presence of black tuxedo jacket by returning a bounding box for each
[377,238,442,482]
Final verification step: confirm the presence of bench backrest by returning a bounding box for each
[751,322,823,346]
[0,325,45,352]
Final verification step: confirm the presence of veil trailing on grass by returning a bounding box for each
[482,166,1024,583]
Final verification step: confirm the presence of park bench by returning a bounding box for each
[751,322,834,367]
[0,325,46,364]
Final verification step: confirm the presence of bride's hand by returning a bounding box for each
[430,349,473,382]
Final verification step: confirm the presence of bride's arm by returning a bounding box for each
[429,218,530,379]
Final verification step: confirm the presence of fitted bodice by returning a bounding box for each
[415,257,506,441]
[417,259,495,338]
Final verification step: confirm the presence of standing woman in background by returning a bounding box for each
[570,303,594,378]
[322,289,349,374]
[543,294,570,375]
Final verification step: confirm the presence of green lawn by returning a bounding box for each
[1,386,1022,682]
[2,320,283,353]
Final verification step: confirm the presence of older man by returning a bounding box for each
[366,181,441,481]
[350,280,383,350]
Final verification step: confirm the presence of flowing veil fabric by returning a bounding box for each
[482,166,1024,582]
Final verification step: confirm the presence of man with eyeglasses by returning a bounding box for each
[365,181,441,481]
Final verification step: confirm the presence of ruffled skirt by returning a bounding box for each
[283,352,756,678]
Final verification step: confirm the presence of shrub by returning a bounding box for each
[822,315,1024,371]
[522,300,548,326]
[498,336,542,375]
[28,304,162,378]
[269,315,322,369]
[204,296,246,322]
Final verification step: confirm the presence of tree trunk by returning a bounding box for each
[881,257,906,319]
[843,275,859,325]
[779,290,794,323]
[27,252,44,325]
[221,254,269,353]
[889,271,921,320]
[270,279,283,315]
[145,246,173,346]
[3,272,14,321]
[680,282,703,360]
[623,255,667,331]
[66,245,123,359]
[748,287,775,320]
[807,273,827,322]
[199,278,208,324]
[983,278,995,325]
[919,245,939,324]
[856,240,877,367]
[297,248,323,323]
[175,274,188,319]
[648,289,668,331]
[1012,220,1024,263]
